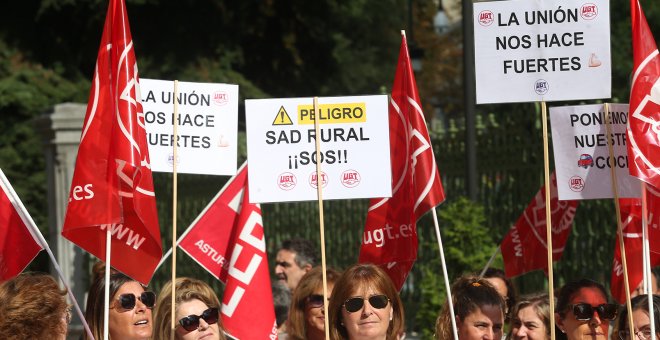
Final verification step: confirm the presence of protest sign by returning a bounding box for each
[550,103,641,200]
[245,95,391,203]
[473,0,610,104]
[140,78,238,176]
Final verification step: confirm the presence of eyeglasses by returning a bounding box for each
[568,303,618,321]
[307,294,328,308]
[178,307,220,332]
[343,294,390,313]
[618,329,654,340]
[115,291,156,310]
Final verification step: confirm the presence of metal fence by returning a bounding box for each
[148,103,618,334]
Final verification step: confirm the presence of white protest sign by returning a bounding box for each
[550,103,640,200]
[473,0,610,104]
[140,79,238,176]
[245,95,391,203]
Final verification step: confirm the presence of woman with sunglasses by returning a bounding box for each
[614,294,660,340]
[285,266,341,340]
[152,277,226,340]
[0,272,70,339]
[508,294,551,340]
[435,275,505,340]
[555,278,618,340]
[328,263,404,340]
[85,271,156,340]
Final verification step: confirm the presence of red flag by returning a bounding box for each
[359,33,446,290]
[61,0,161,284]
[610,190,660,303]
[179,163,277,339]
[0,170,44,281]
[500,173,579,278]
[627,0,660,187]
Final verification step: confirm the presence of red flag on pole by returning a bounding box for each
[610,192,660,303]
[0,170,44,281]
[500,173,579,278]
[359,32,446,290]
[627,0,660,187]
[61,0,161,284]
[179,163,277,339]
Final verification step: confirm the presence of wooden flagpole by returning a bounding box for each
[104,226,111,340]
[431,207,459,339]
[641,183,655,337]
[312,97,330,340]
[479,245,500,278]
[540,101,556,340]
[604,103,635,337]
[171,80,180,338]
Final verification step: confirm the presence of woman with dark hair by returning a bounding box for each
[435,275,506,340]
[0,272,70,340]
[84,271,155,340]
[614,294,660,340]
[508,294,550,340]
[555,279,618,340]
[152,277,227,340]
[483,267,517,320]
[285,266,341,340]
[328,263,404,340]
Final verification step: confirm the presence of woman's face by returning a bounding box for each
[175,299,220,340]
[511,305,547,340]
[620,308,658,340]
[108,281,152,340]
[340,284,393,340]
[305,283,334,339]
[556,287,609,340]
[457,304,504,340]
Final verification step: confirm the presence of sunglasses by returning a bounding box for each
[178,307,220,332]
[116,291,156,310]
[568,303,618,321]
[343,294,390,313]
[307,294,328,308]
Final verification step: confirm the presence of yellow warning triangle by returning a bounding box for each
[272,106,293,125]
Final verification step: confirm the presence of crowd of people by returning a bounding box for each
[1,238,660,339]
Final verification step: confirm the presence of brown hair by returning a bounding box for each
[286,266,341,340]
[328,264,404,340]
[152,277,226,340]
[0,272,69,339]
[507,294,551,339]
[84,271,141,340]
[435,275,505,340]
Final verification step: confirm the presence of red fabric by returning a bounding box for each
[501,173,579,278]
[359,34,446,290]
[179,164,277,339]
[61,0,161,284]
[627,0,660,187]
[0,173,43,281]
[610,188,660,303]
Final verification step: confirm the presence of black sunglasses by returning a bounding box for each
[116,291,156,310]
[178,307,220,332]
[569,303,618,321]
[307,294,328,308]
[343,294,390,313]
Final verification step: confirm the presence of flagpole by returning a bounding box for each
[0,170,95,340]
[171,80,180,339]
[431,207,459,339]
[540,101,556,340]
[104,227,110,340]
[604,103,636,337]
[642,183,655,338]
[478,245,500,278]
[312,97,330,340]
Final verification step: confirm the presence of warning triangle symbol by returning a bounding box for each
[272,106,293,125]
